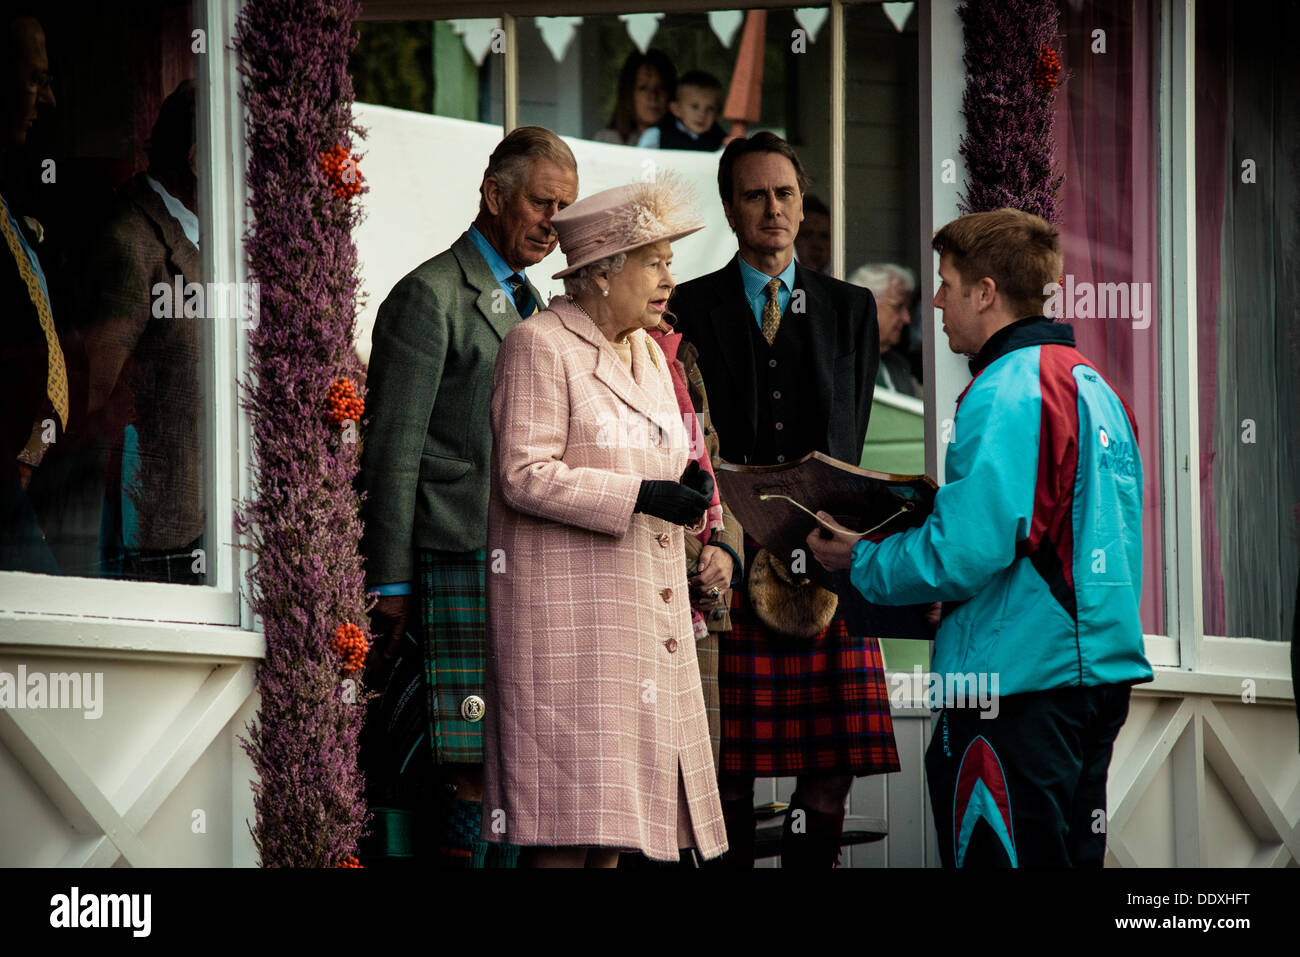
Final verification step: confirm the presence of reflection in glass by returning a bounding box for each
[1,3,207,584]
[1053,0,1164,634]
[1195,0,1299,639]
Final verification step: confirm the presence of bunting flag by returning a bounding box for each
[723,10,767,130]
[793,7,829,42]
[535,16,581,63]
[708,10,744,48]
[882,3,916,32]
[619,12,663,53]
[449,18,499,66]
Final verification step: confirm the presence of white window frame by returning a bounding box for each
[0,0,252,633]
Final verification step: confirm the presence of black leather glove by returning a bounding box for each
[678,460,715,501]
[634,462,713,525]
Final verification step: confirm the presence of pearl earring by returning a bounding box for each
[602,288,609,297]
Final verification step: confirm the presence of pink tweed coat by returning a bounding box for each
[481,297,728,861]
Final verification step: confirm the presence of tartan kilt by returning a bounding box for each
[419,547,488,764]
[718,537,900,777]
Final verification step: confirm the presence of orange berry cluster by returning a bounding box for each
[332,623,369,674]
[326,378,363,428]
[1033,46,1062,91]
[320,145,363,200]
[335,855,363,868]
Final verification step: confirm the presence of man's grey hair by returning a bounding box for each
[562,253,627,299]
[479,126,577,216]
[848,263,916,300]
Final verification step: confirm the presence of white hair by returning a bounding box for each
[562,253,628,298]
[848,263,916,300]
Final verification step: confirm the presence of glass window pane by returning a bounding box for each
[351,19,503,125]
[844,3,923,407]
[350,8,834,347]
[843,2,924,673]
[350,17,511,362]
[512,7,832,291]
[1195,0,1298,639]
[3,2,212,585]
[1052,0,1165,635]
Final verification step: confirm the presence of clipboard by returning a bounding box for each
[715,451,939,640]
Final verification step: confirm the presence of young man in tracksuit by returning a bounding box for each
[808,208,1153,867]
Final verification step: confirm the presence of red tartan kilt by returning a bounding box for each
[718,539,900,777]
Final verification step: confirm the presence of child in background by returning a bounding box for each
[637,70,727,151]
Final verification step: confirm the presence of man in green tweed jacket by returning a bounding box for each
[359,126,578,867]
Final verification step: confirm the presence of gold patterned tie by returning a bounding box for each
[1,194,68,428]
[761,276,782,345]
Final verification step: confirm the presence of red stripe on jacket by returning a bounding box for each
[1024,347,1085,601]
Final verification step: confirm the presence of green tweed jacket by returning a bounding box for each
[359,230,543,587]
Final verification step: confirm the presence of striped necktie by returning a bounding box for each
[1,194,68,428]
[507,273,536,318]
[761,276,782,345]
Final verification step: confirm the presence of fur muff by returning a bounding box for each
[747,548,838,639]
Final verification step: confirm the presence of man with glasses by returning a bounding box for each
[849,263,922,398]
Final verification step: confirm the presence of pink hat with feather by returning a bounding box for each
[550,176,705,279]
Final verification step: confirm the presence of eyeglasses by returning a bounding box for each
[26,72,54,93]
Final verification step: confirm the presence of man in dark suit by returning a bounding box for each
[670,132,899,868]
[1,7,64,573]
[76,80,203,585]
[358,126,577,867]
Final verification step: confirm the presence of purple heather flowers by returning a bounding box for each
[234,0,370,867]
[957,0,1064,222]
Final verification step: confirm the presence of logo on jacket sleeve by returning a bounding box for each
[1097,430,1137,478]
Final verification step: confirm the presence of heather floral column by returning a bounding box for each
[956,0,1064,221]
[234,0,370,867]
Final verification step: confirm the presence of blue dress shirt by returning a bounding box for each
[468,224,529,306]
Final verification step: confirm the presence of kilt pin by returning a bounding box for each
[418,548,489,764]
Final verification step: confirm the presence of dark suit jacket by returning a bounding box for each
[359,230,543,587]
[668,255,879,466]
[80,173,203,550]
[671,255,901,634]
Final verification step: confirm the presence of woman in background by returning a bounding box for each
[593,49,675,146]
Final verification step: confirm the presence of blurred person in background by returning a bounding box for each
[849,262,921,397]
[593,49,676,146]
[636,69,727,152]
[793,194,830,273]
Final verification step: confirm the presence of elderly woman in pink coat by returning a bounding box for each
[482,178,728,867]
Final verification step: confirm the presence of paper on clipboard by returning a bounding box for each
[715,451,939,639]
